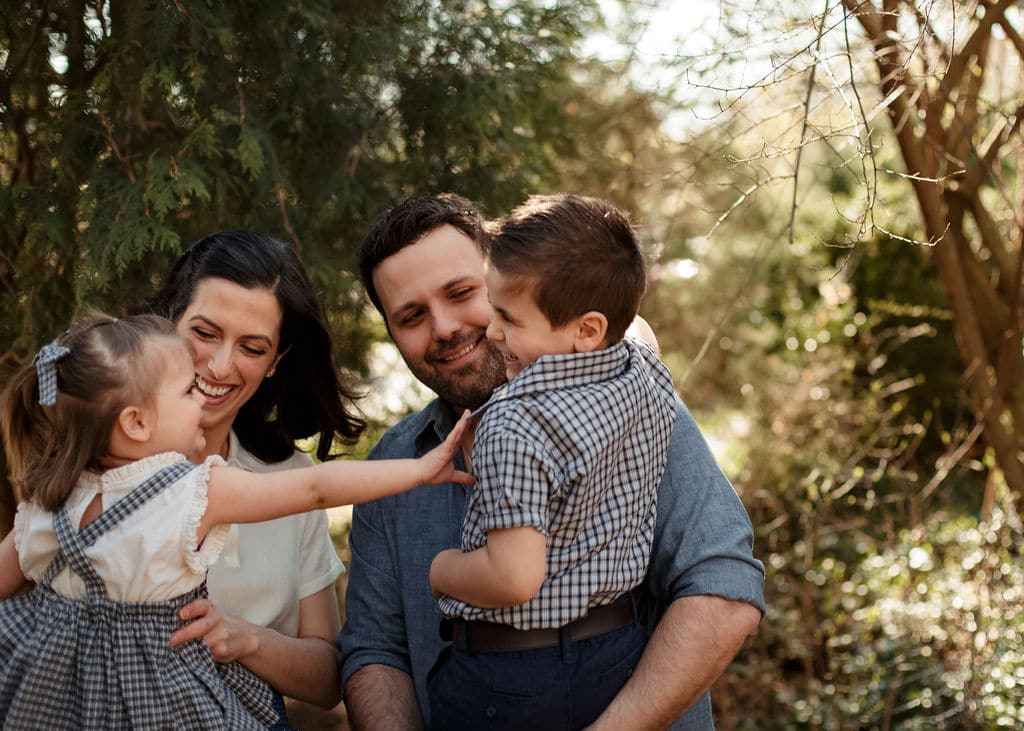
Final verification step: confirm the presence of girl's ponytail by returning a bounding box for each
[0,313,178,511]
[0,365,53,502]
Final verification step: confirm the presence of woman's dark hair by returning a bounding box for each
[1,313,179,510]
[147,230,365,463]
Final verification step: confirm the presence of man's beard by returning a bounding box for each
[409,336,507,411]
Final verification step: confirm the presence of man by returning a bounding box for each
[339,193,765,730]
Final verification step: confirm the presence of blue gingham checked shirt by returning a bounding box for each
[437,338,677,629]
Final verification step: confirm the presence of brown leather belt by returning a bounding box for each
[441,594,636,654]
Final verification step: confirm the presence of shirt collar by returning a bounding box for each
[411,339,647,447]
[474,340,633,415]
[413,398,460,454]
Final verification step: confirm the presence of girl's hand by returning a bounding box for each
[169,597,259,662]
[420,410,475,486]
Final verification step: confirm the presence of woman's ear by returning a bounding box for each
[266,345,290,379]
[573,311,609,353]
[117,404,152,444]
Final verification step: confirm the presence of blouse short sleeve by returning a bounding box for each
[297,506,345,599]
[181,455,233,574]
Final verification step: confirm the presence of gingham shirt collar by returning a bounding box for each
[474,340,633,417]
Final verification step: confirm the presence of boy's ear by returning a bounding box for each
[117,404,152,444]
[573,311,609,353]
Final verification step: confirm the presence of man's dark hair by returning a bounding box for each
[489,194,647,344]
[359,193,486,315]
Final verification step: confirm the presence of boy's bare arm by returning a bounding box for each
[429,526,546,608]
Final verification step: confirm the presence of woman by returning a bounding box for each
[150,230,364,711]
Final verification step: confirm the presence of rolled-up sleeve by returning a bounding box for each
[647,399,766,615]
[474,434,552,536]
[338,492,412,689]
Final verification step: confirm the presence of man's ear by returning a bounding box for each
[117,404,152,444]
[573,311,609,353]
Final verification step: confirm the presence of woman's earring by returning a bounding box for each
[266,367,276,378]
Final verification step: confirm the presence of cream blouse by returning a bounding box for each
[14,452,230,602]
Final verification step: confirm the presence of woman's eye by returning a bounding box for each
[191,327,214,340]
[242,346,267,357]
[451,288,472,300]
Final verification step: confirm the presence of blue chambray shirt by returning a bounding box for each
[339,396,766,730]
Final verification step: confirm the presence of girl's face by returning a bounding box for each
[175,277,284,441]
[147,342,206,459]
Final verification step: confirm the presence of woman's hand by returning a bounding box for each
[419,410,476,486]
[169,597,259,662]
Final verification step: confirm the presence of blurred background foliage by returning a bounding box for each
[3,0,1023,728]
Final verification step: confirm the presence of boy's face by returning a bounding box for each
[484,265,579,380]
[147,341,207,460]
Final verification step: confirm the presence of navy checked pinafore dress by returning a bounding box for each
[0,463,281,729]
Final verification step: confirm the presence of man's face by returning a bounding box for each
[373,225,506,411]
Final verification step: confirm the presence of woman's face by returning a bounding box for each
[175,277,284,439]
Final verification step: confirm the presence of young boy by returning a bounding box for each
[427,194,677,730]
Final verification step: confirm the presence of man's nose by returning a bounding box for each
[432,306,463,341]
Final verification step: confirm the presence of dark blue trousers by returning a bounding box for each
[427,622,648,731]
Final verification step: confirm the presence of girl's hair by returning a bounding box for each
[0,313,178,511]
[146,230,365,463]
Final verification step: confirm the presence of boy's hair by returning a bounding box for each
[359,193,486,315]
[488,194,647,344]
[0,313,179,511]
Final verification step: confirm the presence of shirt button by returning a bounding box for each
[486,706,497,718]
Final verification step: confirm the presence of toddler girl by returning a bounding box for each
[0,313,470,729]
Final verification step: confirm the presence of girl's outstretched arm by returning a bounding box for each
[199,411,474,538]
[0,530,29,600]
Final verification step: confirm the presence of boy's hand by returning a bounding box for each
[419,410,475,486]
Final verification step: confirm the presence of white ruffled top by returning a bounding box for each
[13,452,231,602]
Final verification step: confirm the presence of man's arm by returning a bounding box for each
[586,596,760,730]
[601,398,766,728]
[345,664,423,731]
[339,494,423,729]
